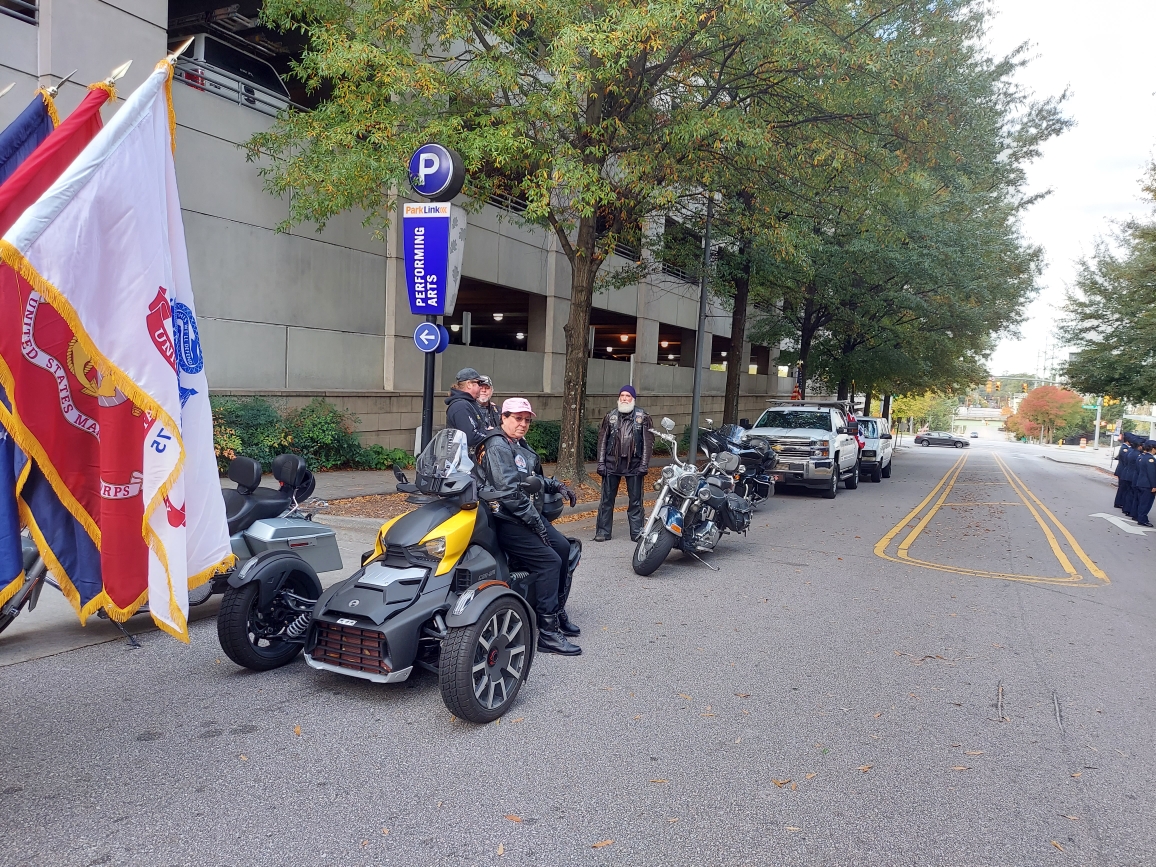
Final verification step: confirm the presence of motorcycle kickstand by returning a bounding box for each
[106,616,142,648]
[687,549,720,572]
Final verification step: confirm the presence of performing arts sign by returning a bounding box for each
[402,202,466,317]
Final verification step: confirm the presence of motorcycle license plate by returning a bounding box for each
[773,473,784,482]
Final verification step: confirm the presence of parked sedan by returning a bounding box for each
[914,431,970,448]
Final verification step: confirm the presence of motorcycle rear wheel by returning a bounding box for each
[632,526,677,576]
[441,597,530,724]
[217,581,308,671]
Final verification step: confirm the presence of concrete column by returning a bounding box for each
[527,294,548,353]
[635,317,659,365]
[679,327,697,368]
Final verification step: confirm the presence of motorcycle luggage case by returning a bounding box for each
[720,493,753,533]
[243,518,343,573]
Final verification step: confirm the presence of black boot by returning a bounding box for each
[537,614,581,655]
[557,609,581,636]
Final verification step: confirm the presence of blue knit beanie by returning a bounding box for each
[619,385,637,400]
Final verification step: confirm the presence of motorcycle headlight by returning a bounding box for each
[410,537,446,560]
[738,465,746,474]
[674,472,699,496]
[697,484,711,501]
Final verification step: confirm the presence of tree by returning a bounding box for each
[1004,411,1039,441]
[1018,385,1082,444]
[248,0,1025,482]
[891,392,959,432]
[1060,164,1156,402]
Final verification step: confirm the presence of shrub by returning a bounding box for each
[524,420,599,463]
[209,396,414,473]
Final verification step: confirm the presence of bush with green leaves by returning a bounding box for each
[210,396,413,473]
[523,421,599,465]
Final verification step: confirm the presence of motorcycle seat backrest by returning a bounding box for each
[228,456,263,494]
[222,486,292,536]
[272,453,316,502]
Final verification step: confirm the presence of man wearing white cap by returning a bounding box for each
[475,398,582,655]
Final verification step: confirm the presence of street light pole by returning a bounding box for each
[687,194,713,465]
[1093,395,1102,450]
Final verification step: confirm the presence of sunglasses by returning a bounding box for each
[509,414,533,424]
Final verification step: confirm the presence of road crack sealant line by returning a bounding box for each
[873,452,1109,586]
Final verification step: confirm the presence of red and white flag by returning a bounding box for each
[0,62,232,640]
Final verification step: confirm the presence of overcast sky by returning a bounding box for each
[984,1,1156,377]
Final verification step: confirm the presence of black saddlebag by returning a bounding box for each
[719,493,753,533]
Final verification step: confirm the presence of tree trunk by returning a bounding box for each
[837,379,849,401]
[882,393,892,420]
[722,246,751,424]
[862,386,873,417]
[556,216,600,488]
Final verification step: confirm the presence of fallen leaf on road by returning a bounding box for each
[240,755,248,761]
[511,718,524,724]
[806,773,817,780]
[791,782,798,791]
[592,840,614,849]
[1051,841,1064,852]
[360,840,367,847]
[874,712,883,719]
[1071,772,1082,778]
[951,766,970,771]
[633,715,642,720]
[786,826,801,832]
[965,750,983,756]
[293,724,301,737]
[857,765,873,773]
[497,843,505,856]
[382,828,389,835]
[772,779,791,788]
[677,693,692,701]
[704,705,712,711]
[651,779,668,784]
[735,738,741,744]
[668,818,679,823]
[1061,815,1079,821]
[701,713,716,717]
[504,815,523,823]
[735,693,751,698]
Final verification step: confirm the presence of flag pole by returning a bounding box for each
[106,61,132,86]
[45,70,78,98]
[167,37,195,65]
[0,83,13,100]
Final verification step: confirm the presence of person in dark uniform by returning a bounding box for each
[1114,435,1134,511]
[1134,439,1156,528]
[1124,433,1144,518]
[475,398,581,655]
[476,376,501,431]
[444,367,491,450]
[594,386,654,543]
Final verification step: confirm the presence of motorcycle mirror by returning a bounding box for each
[705,418,714,429]
[739,418,750,429]
[520,476,544,494]
[661,417,675,432]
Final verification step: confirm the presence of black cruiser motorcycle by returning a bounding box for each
[697,419,778,506]
[632,418,754,576]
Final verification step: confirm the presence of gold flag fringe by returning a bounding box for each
[35,88,60,128]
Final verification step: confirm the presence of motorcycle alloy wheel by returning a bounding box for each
[440,598,529,724]
[632,526,677,576]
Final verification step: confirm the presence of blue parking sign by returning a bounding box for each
[402,202,466,316]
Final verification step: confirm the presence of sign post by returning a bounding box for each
[402,144,466,450]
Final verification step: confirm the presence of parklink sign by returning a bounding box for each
[402,202,466,316]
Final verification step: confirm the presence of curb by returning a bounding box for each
[1041,455,1115,476]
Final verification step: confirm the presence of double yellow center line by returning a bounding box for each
[874,452,1108,586]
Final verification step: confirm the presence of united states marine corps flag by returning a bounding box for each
[0,61,232,640]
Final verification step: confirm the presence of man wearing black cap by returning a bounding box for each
[445,367,492,449]
[1122,433,1142,518]
[1134,439,1156,528]
[594,385,654,543]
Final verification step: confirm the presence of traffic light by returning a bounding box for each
[996,381,1001,392]
[986,380,992,394]
[1021,382,1028,393]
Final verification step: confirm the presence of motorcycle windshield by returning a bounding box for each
[721,424,744,446]
[416,428,474,479]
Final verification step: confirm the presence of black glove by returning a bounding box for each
[561,485,577,508]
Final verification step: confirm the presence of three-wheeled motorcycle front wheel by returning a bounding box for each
[217,577,315,672]
[440,598,531,723]
[632,526,677,576]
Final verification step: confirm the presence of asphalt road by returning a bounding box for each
[1,439,1153,866]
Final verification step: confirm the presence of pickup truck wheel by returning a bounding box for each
[882,459,892,478]
[821,469,838,499]
[844,461,859,490]
[870,463,882,483]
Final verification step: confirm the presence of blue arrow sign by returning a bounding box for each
[414,322,441,353]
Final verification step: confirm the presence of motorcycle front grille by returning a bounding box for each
[313,622,389,675]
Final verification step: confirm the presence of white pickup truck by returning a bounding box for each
[748,401,860,499]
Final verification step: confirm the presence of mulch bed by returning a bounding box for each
[319,468,663,521]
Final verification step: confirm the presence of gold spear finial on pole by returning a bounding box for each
[167,37,195,65]
[45,69,77,97]
[106,60,132,86]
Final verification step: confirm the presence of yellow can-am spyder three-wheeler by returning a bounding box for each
[220,429,579,723]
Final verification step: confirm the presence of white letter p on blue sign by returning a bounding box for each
[417,153,440,187]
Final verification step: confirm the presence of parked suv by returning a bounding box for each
[857,417,894,482]
[749,401,860,499]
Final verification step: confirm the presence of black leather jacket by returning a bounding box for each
[445,389,490,449]
[475,431,561,533]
